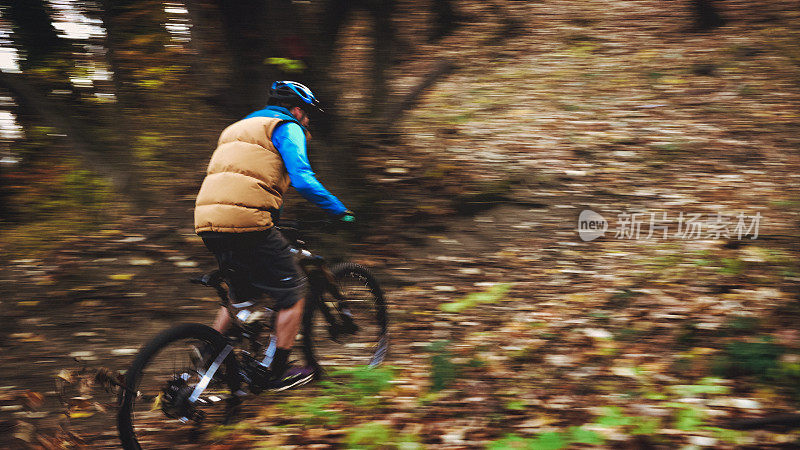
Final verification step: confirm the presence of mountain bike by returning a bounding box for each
[116,224,388,449]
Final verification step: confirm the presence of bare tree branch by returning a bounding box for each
[379,59,457,128]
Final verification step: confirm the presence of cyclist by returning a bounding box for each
[194,80,355,391]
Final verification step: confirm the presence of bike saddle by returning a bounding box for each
[189,270,223,287]
[276,226,302,246]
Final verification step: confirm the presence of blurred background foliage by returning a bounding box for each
[0,0,738,253]
[0,0,454,252]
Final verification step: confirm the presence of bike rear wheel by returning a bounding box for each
[117,323,240,450]
[302,262,388,371]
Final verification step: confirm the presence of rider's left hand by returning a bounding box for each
[339,210,356,224]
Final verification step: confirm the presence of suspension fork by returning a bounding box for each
[307,267,338,317]
[321,265,347,304]
[304,261,351,340]
[318,265,358,334]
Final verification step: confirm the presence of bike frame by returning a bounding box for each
[187,227,354,403]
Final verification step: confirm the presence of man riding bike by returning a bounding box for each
[194,80,355,391]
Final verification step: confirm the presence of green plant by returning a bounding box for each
[265,57,307,73]
[206,421,254,440]
[723,315,760,335]
[487,432,566,450]
[528,432,567,450]
[674,406,703,431]
[668,378,731,397]
[279,366,395,426]
[440,283,513,313]
[426,340,457,391]
[631,417,661,435]
[64,169,111,207]
[344,422,422,449]
[613,327,644,342]
[594,406,665,436]
[771,354,800,401]
[345,422,392,448]
[323,366,396,407]
[504,399,527,411]
[713,339,785,380]
[568,427,604,445]
[279,396,342,426]
[486,428,603,450]
[676,321,700,349]
[487,433,532,449]
[718,258,745,275]
[595,406,634,427]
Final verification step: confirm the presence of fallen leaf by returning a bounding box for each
[129,258,155,266]
[24,391,44,409]
[109,274,135,281]
[12,421,35,443]
[66,397,93,409]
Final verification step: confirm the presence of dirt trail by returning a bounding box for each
[0,198,559,446]
[3,0,800,446]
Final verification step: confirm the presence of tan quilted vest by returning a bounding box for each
[194,117,292,233]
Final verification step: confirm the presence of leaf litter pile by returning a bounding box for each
[2,0,800,448]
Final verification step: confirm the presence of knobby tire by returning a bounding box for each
[302,262,389,372]
[117,323,239,450]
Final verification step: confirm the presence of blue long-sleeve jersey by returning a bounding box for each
[244,106,347,216]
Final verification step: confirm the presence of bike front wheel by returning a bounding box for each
[302,262,388,371]
[117,323,240,450]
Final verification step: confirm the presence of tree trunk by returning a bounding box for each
[183,0,232,110]
[430,0,462,41]
[304,0,357,136]
[212,0,275,113]
[95,0,173,206]
[692,0,725,30]
[0,138,14,221]
[99,0,171,110]
[318,0,354,68]
[367,0,394,118]
[267,0,311,64]
[1,0,65,70]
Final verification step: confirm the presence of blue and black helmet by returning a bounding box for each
[269,80,323,113]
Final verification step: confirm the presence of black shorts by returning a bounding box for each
[200,228,307,310]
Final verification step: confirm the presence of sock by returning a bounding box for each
[271,348,291,378]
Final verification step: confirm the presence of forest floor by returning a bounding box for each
[2,0,800,448]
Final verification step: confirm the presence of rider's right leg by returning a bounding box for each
[268,297,306,377]
[212,305,232,334]
[275,297,305,348]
